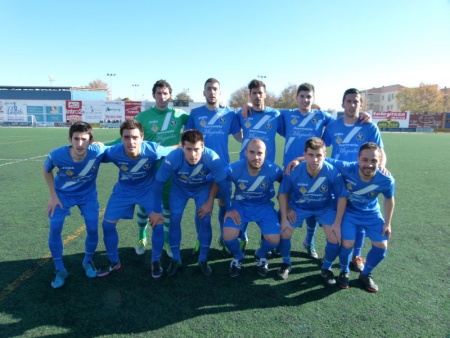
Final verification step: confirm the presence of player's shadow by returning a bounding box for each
[0,247,347,337]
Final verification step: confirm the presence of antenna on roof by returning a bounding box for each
[49,75,55,86]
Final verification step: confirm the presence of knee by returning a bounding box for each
[341,240,354,249]
[373,241,388,250]
[264,234,280,245]
[281,227,293,239]
[223,228,238,241]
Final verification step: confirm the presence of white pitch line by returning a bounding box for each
[0,155,46,167]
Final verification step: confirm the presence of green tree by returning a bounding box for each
[228,86,248,108]
[396,83,443,112]
[275,84,298,109]
[174,91,194,102]
[87,79,109,99]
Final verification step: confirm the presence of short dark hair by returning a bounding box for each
[248,79,266,92]
[181,129,204,145]
[342,88,361,104]
[152,79,172,95]
[120,119,143,137]
[304,137,325,152]
[69,122,93,140]
[204,78,220,88]
[358,142,381,156]
[296,83,315,96]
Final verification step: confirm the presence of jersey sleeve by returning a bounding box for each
[43,153,55,173]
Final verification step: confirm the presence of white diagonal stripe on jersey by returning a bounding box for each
[253,115,271,129]
[354,184,379,195]
[285,137,295,154]
[308,177,326,193]
[130,159,148,172]
[190,164,203,177]
[298,113,315,127]
[161,113,172,131]
[208,111,223,125]
[342,127,361,143]
[61,159,96,189]
[248,176,265,191]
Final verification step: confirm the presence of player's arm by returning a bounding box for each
[382,197,395,240]
[240,103,253,119]
[198,182,218,219]
[279,192,295,239]
[285,156,305,174]
[43,164,63,217]
[233,131,243,143]
[149,180,165,227]
[359,112,372,123]
[330,196,347,243]
[379,148,387,167]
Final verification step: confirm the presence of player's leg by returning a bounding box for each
[194,189,214,276]
[337,215,357,289]
[223,214,244,278]
[351,225,366,272]
[255,207,280,277]
[135,205,149,255]
[162,179,173,257]
[303,216,319,259]
[79,193,100,278]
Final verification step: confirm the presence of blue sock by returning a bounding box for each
[49,220,65,271]
[279,238,292,265]
[255,238,277,259]
[353,227,365,257]
[169,213,182,262]
[339,246,353,273]
[362,246,387,275]
[151,224,164,263]
[224,238,244,260]
[218,205,225,242]
[102,220,119,263]
[304,216,318,246]
[198,215,212,262]
[322,241,340,270]
[83,219,98,265]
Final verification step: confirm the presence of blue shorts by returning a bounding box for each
[104,186,157,221]
[170,183,211,215]
[50,190,99,222]
[224,203,280,235]
[290,206,336,227]
[342,212,387,242]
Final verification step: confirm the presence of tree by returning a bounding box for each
[265,91,278,108]
[228,86,249,108]
[87,79,110,99]
[275,84,298,109]
[396,83,443,113]
[174,91,194,102]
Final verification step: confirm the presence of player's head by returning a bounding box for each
[245,138,266,171]
[296,83,315,114]
[342,88,363,118]
[152,79,172,110]
[181,129,204,165]
[358,142,381,178]
[120,119,144,159]
[203,78,221,106]
[304,137,326,173]
[248,79,267,109]
[68,122,93,158]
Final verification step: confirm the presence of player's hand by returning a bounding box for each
[330,222,342,243]
[149,212,163,227]
[47,196,63,217]
[224,209,241,225]
[198,202,213,219]
[285,160,300,174]
[360,112,372,123]
[92,141,105,146]
[286,208,297,224]
[378,166,391,176]
[241,103,253,119]
[382,223,392,241]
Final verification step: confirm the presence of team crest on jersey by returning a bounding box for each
[170,120,177,126]
[265,122,272,130]
[312,117,319,124]
[199,171,206,177]
[320,185,328,193]
[300,187,307,194]
[152,125,159,132]
[219,117,226,124]
[245,120,252,128]
[65,169,74,176]
[346,183,353,190]
[143,164,151,170]
[239,183,246,190]
[336,135,343,144]
[91,165,98,172]
[180,174,188,180]
[200,119,207,127]
[356,133,365,142]
[368,191,377,197]
[260,182,268,189]
[291,117,298,125]
[120,164,128,172]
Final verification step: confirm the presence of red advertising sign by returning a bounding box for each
[125,102,142,119]
[408,112,443,128]
[65,101,83,122]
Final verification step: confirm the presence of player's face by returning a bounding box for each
[122,128,143,159]
[249,86,266,108]
[183,141,204,165]
[297,90,315,113]
[69,131,91,158]
[245,141,266,170]
[358,148,380,179]
[153,86,172,110]
[204,82,221,106]
[304,147,325,173]
[342,93,362,118]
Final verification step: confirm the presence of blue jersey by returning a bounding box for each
[186,105,240,166]
[323,118,384,161]
[237,107,281,163]
[278,109,334,167]
[279,161,348,210]
[327,158,395,215]
[226,159,282,207]
[102,142,169,194]
[44,144,105,197]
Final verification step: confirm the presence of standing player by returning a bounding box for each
[222,139,283,277]
[323,88,387,272]
[278,138,348,283]
[96,120,173,279]
[327,143,395,292]
[43,122,105,288]
[149,129,228,277]
[185,78,243,254]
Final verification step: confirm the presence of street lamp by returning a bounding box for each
[257,75,267,79]
[132,84,139,101]
[107,73,116,100]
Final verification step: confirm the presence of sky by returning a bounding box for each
[1,0,449,110]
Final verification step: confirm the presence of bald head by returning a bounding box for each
[245,139,266,172]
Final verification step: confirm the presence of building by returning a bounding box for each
[361,84,406,112]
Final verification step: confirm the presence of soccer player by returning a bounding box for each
[149,129,228,277]
[323,88,387,272]
[106,80,188,257]
[96,119,174,279]
[327,142,395,292]
[278,137,348,282]
[222,139,283,278]
[185,78,243,255]
[43,122,105,288]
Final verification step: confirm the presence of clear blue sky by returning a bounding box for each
[1,0,449,110]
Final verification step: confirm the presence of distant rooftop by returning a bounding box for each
[0,86,107,92]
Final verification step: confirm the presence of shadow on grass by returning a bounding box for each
[0,247,342,336]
